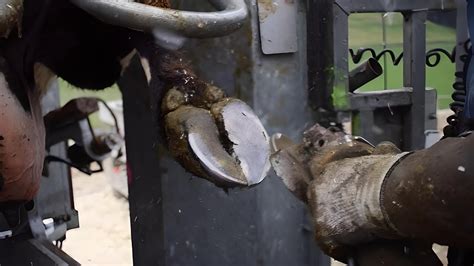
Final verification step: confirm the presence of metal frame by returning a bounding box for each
[309,0,468,264]
[308,0,456,150]
[336,0,456,13]
[39,82,79,232]
[121,0,330,265]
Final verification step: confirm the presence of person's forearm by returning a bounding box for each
[382,134,474,247]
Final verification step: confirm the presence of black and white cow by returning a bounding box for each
[0,0,269,203]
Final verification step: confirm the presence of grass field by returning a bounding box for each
[59,13,458,109]
[349,13,457,109]
[59,80,121,105]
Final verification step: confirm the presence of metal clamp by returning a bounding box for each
[70,0,248,38]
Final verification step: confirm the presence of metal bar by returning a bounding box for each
[333,5,351,110]
[307,0,335,113]
[71,0,248,38]
[307,0,344,126]
[336,0,456,13]
[350,89,412,109]
[403,11,428,150]
[349,58,383,92]
[118,56,165,266]
[39,83,79,230]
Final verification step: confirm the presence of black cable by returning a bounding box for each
[443,40,471,138]
[88,97,124,158]
[45,155,93,175]
[90,97,121,135]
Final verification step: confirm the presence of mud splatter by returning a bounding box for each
[258,0,278,21]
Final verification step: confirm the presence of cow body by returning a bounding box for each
[0,0,141,203]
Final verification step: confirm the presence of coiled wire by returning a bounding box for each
[349,42,471,137]
[349,46,456,67]
[443,40,471,137]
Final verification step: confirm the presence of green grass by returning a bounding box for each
[59,80,121,105]
[349,13,457,109]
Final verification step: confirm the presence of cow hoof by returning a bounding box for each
[163,85,270,188]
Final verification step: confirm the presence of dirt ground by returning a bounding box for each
[62,170,132,265]
[61,111,453,265]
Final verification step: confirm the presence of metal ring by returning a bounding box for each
[70,0,248,38]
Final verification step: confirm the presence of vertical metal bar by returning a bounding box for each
[39,82,79,230]
[455,0,469,73]
[381,13,388,90]
[307,0,339,125]
[403,11,427,150]
[333,5,350,111]
[119,56,165,266]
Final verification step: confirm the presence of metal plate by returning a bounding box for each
[257,0,298,55]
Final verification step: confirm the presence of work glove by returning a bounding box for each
[270,124,408,262]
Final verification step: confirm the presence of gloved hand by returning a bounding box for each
[271,124,408,262]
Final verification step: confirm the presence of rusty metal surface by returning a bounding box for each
[37,82,79,233]
[382,134,474,247]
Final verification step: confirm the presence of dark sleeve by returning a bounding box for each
[382,134,474,247]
